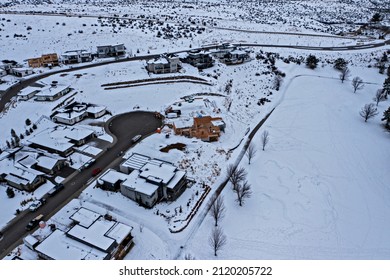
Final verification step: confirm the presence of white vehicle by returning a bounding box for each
[131,134,142,143]
[28,201,43,212]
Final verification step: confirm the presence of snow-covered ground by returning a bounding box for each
[1,0,390,261]
[185,65,390,259]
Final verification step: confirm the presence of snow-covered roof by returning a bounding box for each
[35,229,108,260]
[166,170,186,190]
[230,49,248,55]
[28,125,94,153]
[173,118,193,129]
[211,120,225,127]
[121,171,159,197]
[36,155,62,170]
[28,127,74,153]
[5,173,34,186]
[70,207,100,228]
[149,57,169,65]
[0,147,62,181]
[121,153,151,171]
[53,102,106,121]
[120,153,184,196]
[62,51,79,56]
[53,110,86,121]
[67,218,117,252]
[18,86,40,97]
[65,127,95,141]
[86,105,106,114]
[139,162,176,185]
[12,67,33,72]
[17,154,38,167]
[105,222,133,245]
[99,169,128,184]
[23,234,40,247]
[35,85,70,98]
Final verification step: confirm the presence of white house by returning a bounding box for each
[51,102,107,125]
[96,44,126,58]
[34,207,133,260]
[34,85,72,101]
[18,87,41,101]
[11,67,34,77]
[146,55,180,74]
[116,153,187,207]
[27,125,96,156]
[61,50,92,64]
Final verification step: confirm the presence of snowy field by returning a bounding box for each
[1,0,390,261]
[185,69,390,259]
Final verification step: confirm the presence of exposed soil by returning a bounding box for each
[160,142,186,153]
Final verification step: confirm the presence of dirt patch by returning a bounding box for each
[160,143,186,153]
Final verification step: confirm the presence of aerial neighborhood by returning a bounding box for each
[1,0,390,265]
[0,31,249,260]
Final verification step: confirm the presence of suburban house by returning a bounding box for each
[96,44,126,58]
[28,125,96,157]
[34,84,72,101]
[146,54,180,74]
[97,169,128,192]
[212,44,251,64]
[51,101,107,125]
[10,67,34,77]
[12,146,67,175]
[0,68,7,77]
[3,171,46,192]
[96,153,187,208]
[34,207,133,260]
[1,61,25,76]
[61,50,93,64]
[0,148,48,191]
[28,53,59,68]
[17,86,41,101]
[183,50,214,69]
[224,49,251,65]
[212,43,236,59]
[173,116,225,142]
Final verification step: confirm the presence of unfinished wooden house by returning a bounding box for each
[173,116,225,142]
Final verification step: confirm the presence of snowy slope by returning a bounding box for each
[185,66,390,259]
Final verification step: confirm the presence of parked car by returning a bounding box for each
[25,214,44,231]
[28,201,43,212]
[48,184,64,197]
[83,159,96,168]
[131,134,142,143]
[92,168,102,176]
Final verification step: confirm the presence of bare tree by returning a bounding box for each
[351,76,364,93]
[245,142,257,165]
[339,67,351,83]
[261,130,269,151]
[359,103,378,122]
[209,195,226,227]
[235,180,252,206]
[184,253,196,260]
[226,164,247,190]
[374,89,384,106]
[209,226,227,257]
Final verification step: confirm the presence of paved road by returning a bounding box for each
[0,54,160,113]
[0,111,162,259]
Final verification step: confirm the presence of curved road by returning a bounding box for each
[2,37,389,113]
[0,111,162,259]
[0,10,388,259]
